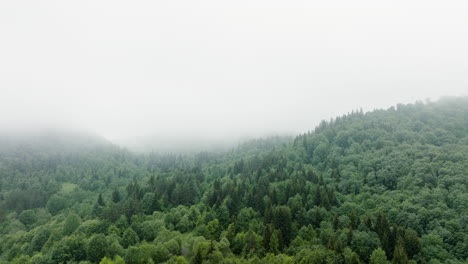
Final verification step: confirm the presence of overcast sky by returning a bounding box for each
[0,0,467,143]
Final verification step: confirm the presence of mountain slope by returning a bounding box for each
[0,97,467,264]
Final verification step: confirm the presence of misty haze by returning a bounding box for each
[0,1,467,264]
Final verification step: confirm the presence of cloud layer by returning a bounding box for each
[1,0,467,142]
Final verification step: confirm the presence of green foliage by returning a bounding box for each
[421,234,449,262]
[153,243,170,263]
[124,245,145,264]
[121,227,140,248]
[393,240,409,264]
[370,248,390,264]
[46,195,69,215]
[87,234,109,263]
[0,98,467,263]
[99,256,115,264]
[206,219,221,240]
[164,239,181,256]
[11,254,32,264]
[272,206,292,247]
[63,212,81,235]
[29,227,50,253]
[17,209,37,228]
[350,230,381,262]
[167,256,189,264]
[51,235,87,263]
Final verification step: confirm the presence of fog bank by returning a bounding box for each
[1,0,467,146]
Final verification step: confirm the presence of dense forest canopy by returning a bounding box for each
[0,97,467,264]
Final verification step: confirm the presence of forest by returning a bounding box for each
[0,97,466,264]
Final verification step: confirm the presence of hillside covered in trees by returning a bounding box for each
[0,97,467,264]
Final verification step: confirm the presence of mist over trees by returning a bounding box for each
[0,97,467,263]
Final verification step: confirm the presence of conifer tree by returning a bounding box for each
[112,189,121,203]
[393,237,409,264]
[97,193,106,207]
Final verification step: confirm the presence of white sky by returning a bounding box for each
[0,0,467,142]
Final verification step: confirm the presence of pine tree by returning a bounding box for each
[112,189,121,203]
[375,212,393,257]
[392,236,409,264]
[191,248,203,264]
[327,235,337,251]
[97,193,106,207]
[269,229,280,254]
[262,224,273,252]
[347,229,353,245]
[333,215,341,231]
[264,203,273,224]
[273,206,292,247]
[370,248,390,264]
[350,253,361,264]
[403,228,421,259]
[349,209,359,229]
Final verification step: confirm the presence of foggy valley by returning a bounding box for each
[0,1,467,264]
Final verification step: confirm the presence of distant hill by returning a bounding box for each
[0,128,112,154]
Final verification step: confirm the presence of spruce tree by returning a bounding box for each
[393,237,409,264]
[97,193,106,207]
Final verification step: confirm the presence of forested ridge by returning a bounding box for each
[0,98,467,264]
